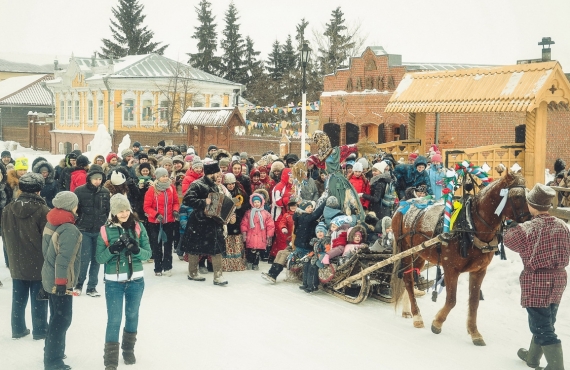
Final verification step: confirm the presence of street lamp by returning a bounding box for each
[300,43,312,160]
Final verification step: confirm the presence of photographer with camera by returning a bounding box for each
[96,193,151,370]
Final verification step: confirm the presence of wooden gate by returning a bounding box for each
[34,124,51,151]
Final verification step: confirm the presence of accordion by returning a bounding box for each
[204,192,236,225]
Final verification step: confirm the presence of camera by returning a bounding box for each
[119,233,137,250]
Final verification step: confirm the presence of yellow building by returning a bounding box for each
[46,54,243,154]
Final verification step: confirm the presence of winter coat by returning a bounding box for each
[69,167,87,192]
[363,171,394,219]
[102,162,121,177]
[143,181,180,224]
[6,169,22,199]
[235,173,252,197]
[181,168,203,195]
[323,206,344,228]
[74,169,111,233]
[298,177,319,202]
[348,173,370,209]
[41,208,82,292]
[103,167,141,209]
[271,168,293,221]
[96,221,152,282]
[32,160,58,208]
[57,154,76,191]
[342,225,368,257]
[240,195,275,250]
[393,156,432,199]
[427,165,446,201]
[271,209,294,257]
[171,165,188,202]
[504,214,570,307]
[119,160,137,179]
[293,201,326,250]
[227,184,250,236]
[180,175,226,255]
[2,192,50,280]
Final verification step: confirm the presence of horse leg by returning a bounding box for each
[431,269,459,335]
[467,269,487,346]
[402,269,424,328]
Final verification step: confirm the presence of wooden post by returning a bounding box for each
[414,113,426,150]
[525,102,547,186]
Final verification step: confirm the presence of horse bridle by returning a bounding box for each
[473,184,530,231]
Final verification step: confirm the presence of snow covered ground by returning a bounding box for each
[0,141,568,369]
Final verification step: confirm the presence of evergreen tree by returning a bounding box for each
[295,18,309,68]
[243,36,263,85]
[188,0,220,74]
[318,7,355,75]
[266,40,282,80]
[220,2,246,83]
[100,0,168,59]
[281,35,297,73]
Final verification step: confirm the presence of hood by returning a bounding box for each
[253,188,269,202]
[11,193,46,218]
[249,192,266,208]
[280,168,292,185]
[32,160,55,184]
[381,216,392,234]
[324,206,343,222]
[0,162,7,184]
[347,224,367,243]
[370,171,391,185]
[64,153,75,167]
[86,165,105,191]
[414,155,428,169]
[47,208,76,226]
[135,163,155,178]
[184,168,203,182]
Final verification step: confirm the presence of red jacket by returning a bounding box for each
[181,168,203,195]
[70,168,87,192]
[348,174,370,209]
[270,209,294,258]
[143,183,180,224]
[271,168,293,220]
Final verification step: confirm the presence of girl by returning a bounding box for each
[241,194,275,270]
[222,173,249,271]
[96,193,151,370]
[342,225,368,258]
[231,160,252,198]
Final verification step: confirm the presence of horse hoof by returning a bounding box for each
[431,324,442,334]
[402,312,412,319]
[413,321,425,328]
[472,338,486,346]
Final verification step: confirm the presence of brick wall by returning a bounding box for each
[546,110,570,172]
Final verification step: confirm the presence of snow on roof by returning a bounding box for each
[0,74,53,105]
[0,59,53,73]
[179,107,239,126]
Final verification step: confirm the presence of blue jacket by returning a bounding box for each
[427,165,445,201]
[393,156,432,195]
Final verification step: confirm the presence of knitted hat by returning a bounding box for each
[110,170,126,185]
[76,155,90,168]
[138,162,152,173]
[526,183,555,211]
[138,153,148,160]
[161,157,173,167]
[315,222,327,235]
[155,167,169,179]
[270,161,285,172]
[204,161,220,175]
[71,149,82,157]
[326,196,340,209]
[87,164,104,180]
[184,154,194,162]
[353,162,363,172]
[192,158,203,169]
[172,155,184,165]
[223,173,236,184]
[132,141,141,148]
[187,148,195,155]
[373,161,388,174]
[251,194,262,203]
[14,157,28,171]
[219,157,230,168]
[258,165,268,173]
[52,191,78,212]
[110,193,131,216]
[357,157,369,169]
[148,148,157,155]
[408,152,418,161]
[299,200,315,211]
[331,215,352,228]
[106,153,118,163]
[1,150,11,158]
[431,153,442,163]
[207,145,218,152]
[240,152,248,159]
[19,172,45,193]
[121,149,134,158]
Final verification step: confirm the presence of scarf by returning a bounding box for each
[249,206,265,230]
[156,179,171,191]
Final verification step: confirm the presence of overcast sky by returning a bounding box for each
[0,0,568,70]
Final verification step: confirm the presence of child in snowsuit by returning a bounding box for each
[241,194,275,270]
[321,215,352,264]
[300,222,328,293]
[269,197,297,263]
[342,225,368,258]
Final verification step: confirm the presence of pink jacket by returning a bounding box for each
[240,194,275,249]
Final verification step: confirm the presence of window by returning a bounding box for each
[211,102,220,107]
[193,101,204,107]
[73,143,79,150]
[141,99,153,121]
[86,144,92,152]
[58,142,64,154]
[88,100,93,121]
[59,101,64,123]
[124,99,134,121]
[67,100,71,121]
[74,100,79,120]
[98,100,104,122]
[159,101,169,120]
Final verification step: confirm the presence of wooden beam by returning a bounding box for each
[414,113,426,150]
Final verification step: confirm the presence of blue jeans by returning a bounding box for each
[77,231,101,289]
[104,278,144,342]
[11,279,47,338]
[44,294,73,369]
[527,304,560,346]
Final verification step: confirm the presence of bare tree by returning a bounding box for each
[155,61,197,132]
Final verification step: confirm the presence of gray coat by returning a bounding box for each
[298,177,319,202]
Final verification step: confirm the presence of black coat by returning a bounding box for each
[74,170,111,233]
[293,201,325,250]
[33,160,58,208]
[362,172,394,219]
[180,175,226,255]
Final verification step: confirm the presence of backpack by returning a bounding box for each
[382,181,398,208]
[100,222,141,246]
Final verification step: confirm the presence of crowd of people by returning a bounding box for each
[0,134,566,370]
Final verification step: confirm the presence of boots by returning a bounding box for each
[211,254,228,286]
[121,329,137,365]
[261,264,284,283]
[187,254,205,281]
[537,343,565,370]
[518,337,543,368]
[104,342,120,370]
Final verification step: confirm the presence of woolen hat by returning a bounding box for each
[76,155,90,168]
[172,155,184,164]
[352,162,363,172]
[373,161,389,174]
[240,152,248,159]
[138,162,152,173]
[219,157,230,168]
[408,152,418,161]
[19,172,45,193]
[155,167,169,179]
[187,148,195,155]
[192,158,203,169]
[110,170,126,185]
[431,153,442,163]
[526,183,555,211]
[14,157,28,171]
[315,221,327,235]
[161,157,173,167]
[223,173,236,184]
[132,141,141,148]
[121,149,134,158]
[326,196,340,209]
[299,200,315,211]
[52,191,78,212]
[251,194,262,203]
[207,145,218,152]
[110,193,131,216]
[204,161,221,175]
[1,150,11,158]
[357,157,369,169]
[138,153,148,160]
[106,153,118,163]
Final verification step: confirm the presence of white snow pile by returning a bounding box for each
[86,124,112,158]
[116,134,131,157]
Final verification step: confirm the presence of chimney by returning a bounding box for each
[233,89,240,106]
[538,37,555,62]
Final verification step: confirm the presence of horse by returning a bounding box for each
[391,171,530,346]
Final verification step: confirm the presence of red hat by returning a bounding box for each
[258,165,268,173]
[431,153,442,163]
[408,153,418,160]
[106,153,118,163]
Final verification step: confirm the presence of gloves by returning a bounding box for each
[281,228,288,234]
[109,239,124,254]
[173,211,180,221]
[505,219,518,229]
[55,284,67,296]
[156,214,164,223]
[126,238,140,254]
[266,237,273,247]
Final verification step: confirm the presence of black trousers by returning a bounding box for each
[527,304,560,346]
[246,249,261,265]
[44,294,73,369]
[147,222,176,273]
[302,262,320,290]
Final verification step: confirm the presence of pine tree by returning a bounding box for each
[100,0,168,59]
[281,35,297,73]
[188,0,220,74]
[318,7,355,75]
[243,36,263,85]
[266,40,282,80]
[220,2,246,83]
[295,18,309,68]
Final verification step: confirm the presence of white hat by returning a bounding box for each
[110,170,126,185]
[352,162,363,172]
[357,157,369,169]
[373,161,389,174]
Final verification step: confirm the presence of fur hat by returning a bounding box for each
[207,145,218,152]
[52,191,78,212]
[315,222,327,235]
[93,154,105,163]
[110,193,131,216]
[18,172,45,193]
[270,161,285,173]
[556,171,565,179]
[373,161,388,174]
[110,170,126,185]
[223,173,237,184]
[138,153,148,160]
[352,162,363,172]
[14,157,28,171]
[76,155,90,168]
[526,183,555,211]
[326,196,340,209]
[204,161,220,175]
[121,149,134,158]
[554,158,566,174]
[155,167,169,179]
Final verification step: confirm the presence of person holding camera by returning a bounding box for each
[41,191,82,370]
[96,193,151,370]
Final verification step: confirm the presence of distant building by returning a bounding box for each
[0,59,54,81]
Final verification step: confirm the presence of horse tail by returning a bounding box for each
[390,211,407,311]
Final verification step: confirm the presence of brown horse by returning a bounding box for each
[391,171,530,346]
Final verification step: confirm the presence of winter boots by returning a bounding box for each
[211,254,228,286]
[518,337,543,368]
[537,343,565,370]
[104,342,120,370]
[261,264,284,284]
[187,254,205,281]
[121,329,137,365]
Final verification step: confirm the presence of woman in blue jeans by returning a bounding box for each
[96,193,151,370]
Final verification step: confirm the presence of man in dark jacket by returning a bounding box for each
[73,165,110,296]
[33,160,59,208]
[2,173,50,340]
[132,141,144,159]
[181,161,227,285]
[504,183,569,370]
[393,155,432,200]
[57,152,77,191]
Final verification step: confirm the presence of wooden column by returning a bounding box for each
[525,103,547,186]
[414,113,426,150]
[367,124,379,143]
[408,113,416,139]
